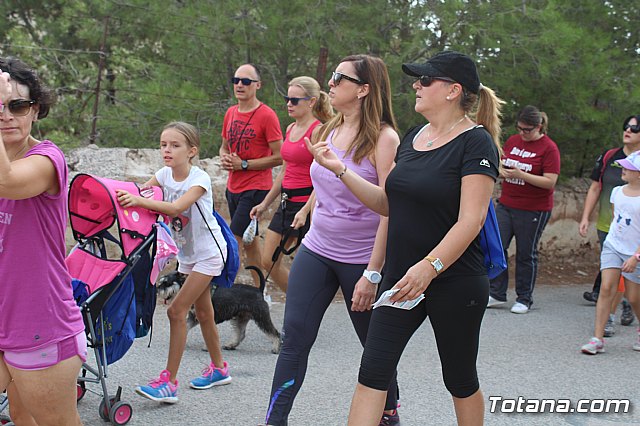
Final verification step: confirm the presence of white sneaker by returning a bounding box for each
[510,302,529,314]
[604,314,615,337]
[581,337,604,355]
[487,296,506,308]
[633,328,640,352]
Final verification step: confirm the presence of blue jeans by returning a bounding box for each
[489,202,551,307]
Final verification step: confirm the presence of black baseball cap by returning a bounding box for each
[402,51,481,94]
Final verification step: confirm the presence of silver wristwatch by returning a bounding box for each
[362,270,382,284]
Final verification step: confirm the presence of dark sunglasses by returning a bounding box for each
[0,99,36,117]
[623,122,640,134]
[331,71,365,86]
[284,96,311,106]
[231,77,259,85]
[515,124,536,134]
[417,75,457,87]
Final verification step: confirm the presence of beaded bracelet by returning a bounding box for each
[336,165,348,179]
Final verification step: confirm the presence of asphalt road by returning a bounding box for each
[72,282,640,426]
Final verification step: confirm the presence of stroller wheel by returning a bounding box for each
[76,382,86,402]
[98,396,118,421]
[109,401,132,425]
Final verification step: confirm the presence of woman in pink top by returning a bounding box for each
[0,58,85,425]
[250,76,333,292]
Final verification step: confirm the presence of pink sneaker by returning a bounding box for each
[581,337,604,355]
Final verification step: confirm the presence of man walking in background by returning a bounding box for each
[220,63,283,287]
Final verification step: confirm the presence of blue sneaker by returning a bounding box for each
[189,361,232,389]
[135,369,178,403]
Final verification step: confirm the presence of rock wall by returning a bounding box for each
[65,146,599,260]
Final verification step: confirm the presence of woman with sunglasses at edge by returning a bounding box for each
[0,57,85,425]
[487,105,560,314]
[249,76,333,293]
[578,115,640,332]
[309,50,504,425]
[262,55,401,426]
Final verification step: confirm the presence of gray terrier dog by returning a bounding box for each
[156,266,281,354]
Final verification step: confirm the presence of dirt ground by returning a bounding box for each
[536,247,600,287]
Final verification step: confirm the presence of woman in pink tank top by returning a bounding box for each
[250,76,333,292]
[0,58,84,425]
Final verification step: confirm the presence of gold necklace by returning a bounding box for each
[425,115,467,147]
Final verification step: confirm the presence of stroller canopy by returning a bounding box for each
[68,174,164,257]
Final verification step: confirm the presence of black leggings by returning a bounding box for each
[265,245,399,425]
[359,274,488,399]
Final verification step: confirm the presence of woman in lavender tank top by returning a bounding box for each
[263,55,401,426]
[0,58,84,425]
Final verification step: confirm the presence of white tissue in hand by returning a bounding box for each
[372,288,424,310]
[242,217,258,244]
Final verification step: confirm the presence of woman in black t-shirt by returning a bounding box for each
[308,51,503,425]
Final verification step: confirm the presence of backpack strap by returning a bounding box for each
[195,202,227,267]
[599,147,623,189]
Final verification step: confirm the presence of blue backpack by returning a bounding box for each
[479,201,507,279]
[196,203,240,288]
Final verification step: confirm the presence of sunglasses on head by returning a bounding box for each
[284,96,311,106]
[515,124,536,134]
[417,75,457,87]
[231,77,259,85]
[623,122,640,134]
[0,99,36,117]
[331,71,365,86]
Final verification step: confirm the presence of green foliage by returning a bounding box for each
[0,0,638,177]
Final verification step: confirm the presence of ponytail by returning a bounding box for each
[313,91,334,123]
[462,85,505,157]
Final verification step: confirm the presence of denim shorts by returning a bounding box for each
[600,240,640,284]
[3,332,87,371]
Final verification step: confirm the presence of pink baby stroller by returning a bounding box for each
[66,173,169,425]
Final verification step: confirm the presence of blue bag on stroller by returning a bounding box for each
[95,273,137,365]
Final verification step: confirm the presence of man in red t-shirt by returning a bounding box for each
[220,63,283,287]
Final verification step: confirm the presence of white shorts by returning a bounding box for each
[178,255,224,277]
[600,240,640,284]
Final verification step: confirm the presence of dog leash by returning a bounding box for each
[263,187,311,281]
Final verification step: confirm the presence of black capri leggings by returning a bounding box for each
[359,274,489,399]
[265,245,399,425]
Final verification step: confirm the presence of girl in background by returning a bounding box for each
[581,150,640,355]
